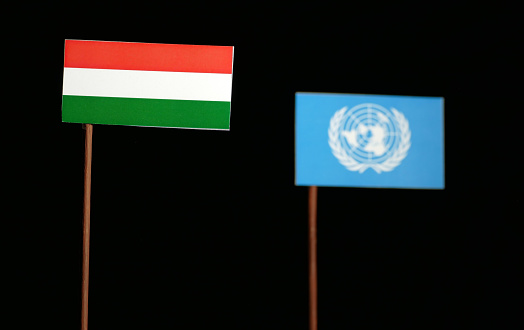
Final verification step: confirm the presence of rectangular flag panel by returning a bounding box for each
[295,93,444,189]
[62,39,234,130]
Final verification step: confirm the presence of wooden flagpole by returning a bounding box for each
[309,186,318,330]
[81,124,93,330]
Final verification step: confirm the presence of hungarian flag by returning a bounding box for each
[62,40,234,130]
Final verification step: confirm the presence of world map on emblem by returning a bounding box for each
[328,103,411,173]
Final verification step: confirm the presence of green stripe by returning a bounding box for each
[62,95,230,129]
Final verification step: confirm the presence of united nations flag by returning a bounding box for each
[295,93,444,189]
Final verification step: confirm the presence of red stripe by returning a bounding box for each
[64,40,233,74]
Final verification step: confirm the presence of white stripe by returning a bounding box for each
[63,67,232,102]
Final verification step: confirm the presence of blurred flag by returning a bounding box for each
[295,92,444,189]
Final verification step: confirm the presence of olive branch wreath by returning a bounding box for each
[328,106,411,174]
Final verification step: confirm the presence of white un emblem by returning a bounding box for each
[328,103,411,173]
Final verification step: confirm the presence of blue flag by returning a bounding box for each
[295,93,444,189]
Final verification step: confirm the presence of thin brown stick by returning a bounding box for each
[308,186,318,330]
[81,124,93,330]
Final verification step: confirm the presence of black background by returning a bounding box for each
[10,2,522,329]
